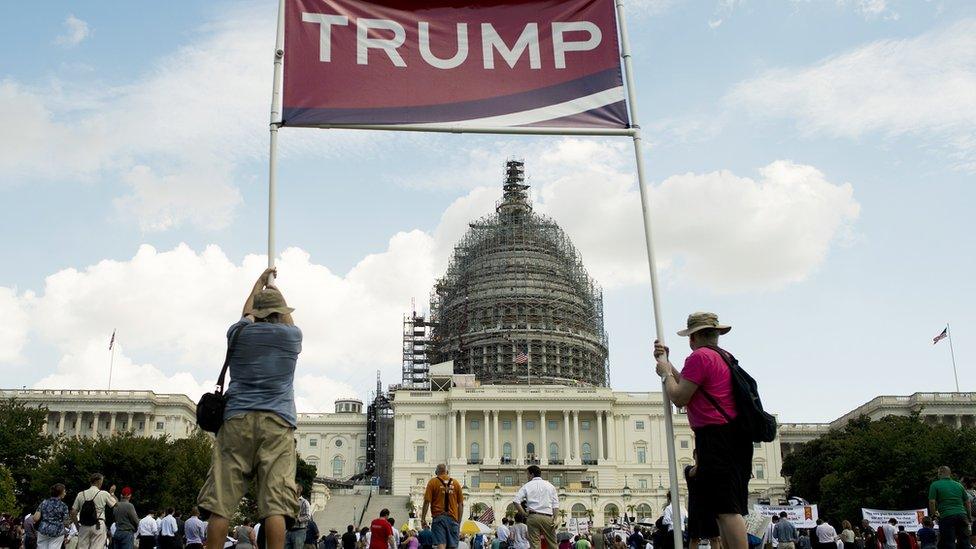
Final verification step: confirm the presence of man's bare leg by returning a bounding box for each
[709,536,722,549]
[264,515,286,549]
[716,515,746,549]
[206,515,230,549]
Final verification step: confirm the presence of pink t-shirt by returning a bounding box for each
[680,347,738,429]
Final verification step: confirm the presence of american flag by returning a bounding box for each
[477,506,495,525]
[514,349,528,364]
[933,327,948,345]
[109,330,116,350]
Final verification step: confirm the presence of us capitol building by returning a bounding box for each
[5,161,974,527]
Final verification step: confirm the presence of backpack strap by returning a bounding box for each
[441,478,453,514]
[696,346,736,424]
[215,323,247,394]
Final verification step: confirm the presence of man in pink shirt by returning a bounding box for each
[654,312,752,549]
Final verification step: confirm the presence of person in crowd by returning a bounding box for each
[421,464,463,549]
[64,522,79,549]
[342,526,359,549]
[654,312,751,549]
[627,528,643,549]
[512,466,558,549]
[417,523,434,549]
[285,487,312,549]
[558,536,572,549]
[774,512,798,549]
[404,531,420,549]
[496,520,509,549]
[765,516,780,549]
[797,529,812,549]
[815,520,838,549]
[611,536,626,549]
[686,451,721,549]
[893,527,912,549]
[916,518,936,549]
[839,521,855,549]
[574,535,590,549]
[859,521,876,549]
[387,518,400,549]
[235,521,256,549]
[458,536,470,549]
[23,511,38,549]
[197,267,302,549]
[881,519,897,549]
[357,527,371,549]
[589,529,604,549]
[138,511,160,549]
[302,519,319,549]
[928,466,972,549]
[508,514,529,549]
[70,474,118,549]
[184,509,207,549]
[108,488,139,549]
[369,510,395,549]
[159,509,179,549]
[322,529,339,549]
[33,484,70,549]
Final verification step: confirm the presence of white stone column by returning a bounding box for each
[449,411,457,460]
[573,410,581,462]
[41,414,49,435]
[144,414,152,436]
[127,413,134,432]
[109,413,116,436]
[57,413,65,435]
[74,413,82,439]
[460,410,467,462]
[597,411,604,461]
[540,410,548,465]
[563,411,571,462]
[494,411,500,462]
[607,413,617,461]
[516,410,524,464]
[484,411,491,461]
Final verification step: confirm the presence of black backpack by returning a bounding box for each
[699,346,777,442]
[79,491,100,526]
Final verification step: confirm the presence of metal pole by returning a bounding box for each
[947,323,959,392]
[614,2,682,549]
[108,334,116,390]
[267,0,286,270]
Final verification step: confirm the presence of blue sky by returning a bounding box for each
[0,0,973,422]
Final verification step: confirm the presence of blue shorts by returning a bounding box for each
[432,515,460,548]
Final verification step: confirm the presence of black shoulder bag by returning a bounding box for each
[196,325,245,433]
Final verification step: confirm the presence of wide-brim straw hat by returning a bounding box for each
[676,311,731,337]
[252,288,295,318]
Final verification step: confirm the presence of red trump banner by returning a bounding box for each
[282,0,630,129]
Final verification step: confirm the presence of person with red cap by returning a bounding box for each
[111,488,139,549]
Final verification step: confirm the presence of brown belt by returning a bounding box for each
[528,511,552,517]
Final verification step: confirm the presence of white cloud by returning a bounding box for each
[0,288,29,363]
[55,15,91,47]
[728,19,976,171]
[3,4,381,232]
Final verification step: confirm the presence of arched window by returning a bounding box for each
[571,503,587,519]
[503,442,512,459]
[526,442,536,457]
[470,442,480,461]
[635,503,653,521]
[582,443,592,462]
[549,443,559,461]
[604,504,620,524]
[331,456,344,477]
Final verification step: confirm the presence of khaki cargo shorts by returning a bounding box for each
[198,411,299,521]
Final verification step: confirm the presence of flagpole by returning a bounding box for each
[267,0,286,276]
[614,3,682,549]
[108,331,116,390]
[947,322,959,392]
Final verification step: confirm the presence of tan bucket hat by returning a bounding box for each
[676,311,731,337]
[251,288,295,318]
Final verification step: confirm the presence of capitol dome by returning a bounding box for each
[427,160,609,387]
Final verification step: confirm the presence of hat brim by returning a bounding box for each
[676,324,731,337]
[252,306,295,319]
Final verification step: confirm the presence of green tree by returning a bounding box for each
[0,465,17,515]
[296,456,317,496]
[0,398,54,500]
[783,414,976,523]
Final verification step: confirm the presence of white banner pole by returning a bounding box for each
[267,0,286,270]
[614,2,683,549]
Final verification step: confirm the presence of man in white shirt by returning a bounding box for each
[69,473,118,549]
[138,512,160,549]
[159,509,179,549]
[496,519,510,545]
[881,519,897,549]
[184,508,207,549]
[814,520,837,549]
[662,493,688,534]
[512,465,559,549]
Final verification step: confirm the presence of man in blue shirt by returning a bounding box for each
[198,267,302,549]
